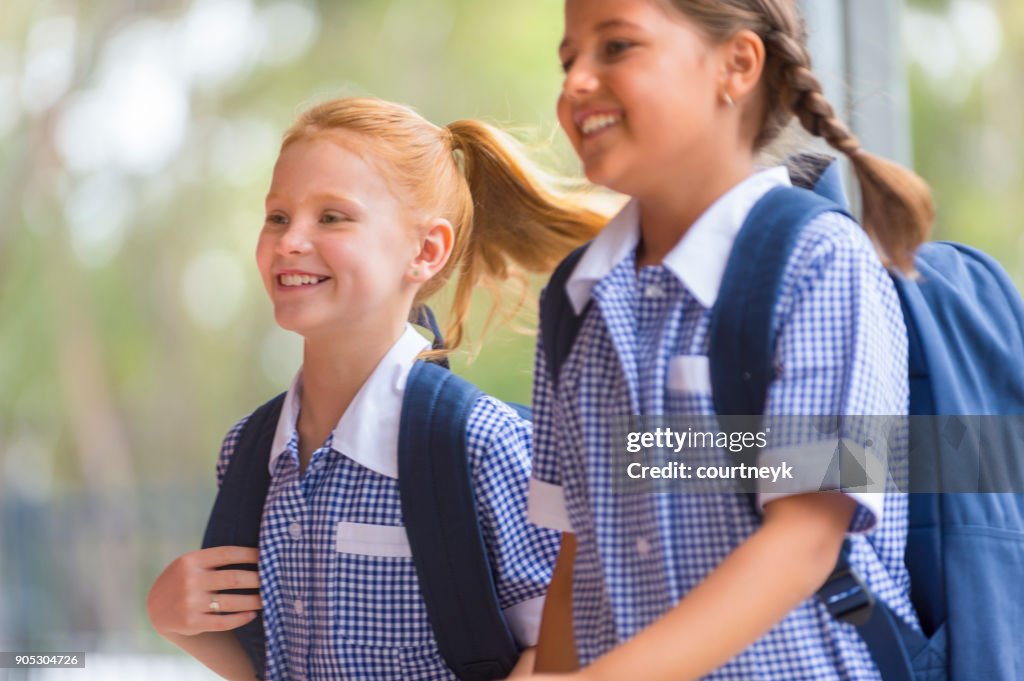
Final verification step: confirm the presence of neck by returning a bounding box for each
[296,317,407,455]
[634,154,756,269]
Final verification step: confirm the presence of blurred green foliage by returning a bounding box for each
[907,0,1024,283]
[0,0,568,500]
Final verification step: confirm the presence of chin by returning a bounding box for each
[579,145,630,187]
[582,160,614,188]
[272,309,312,336]
[583,164,628,195]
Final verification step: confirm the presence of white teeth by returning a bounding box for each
[580,113,621,136]
[279,274,325,287]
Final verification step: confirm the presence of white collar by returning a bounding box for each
[565,166,792,311]
[268,324,432,478]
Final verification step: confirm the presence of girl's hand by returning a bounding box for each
[147,546,261,637]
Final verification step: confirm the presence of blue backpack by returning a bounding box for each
[540,156,1024,681]
[202,311,529,681]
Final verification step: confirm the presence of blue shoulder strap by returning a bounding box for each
[398,360,520,681]
[201,392,285,680]
[707,185,849,418]
[413,304,450,369]
[540,244,591,385]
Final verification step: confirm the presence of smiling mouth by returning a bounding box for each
[579,113,622,137]
[278,274,330,287]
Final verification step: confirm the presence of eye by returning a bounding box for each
[603,39,634,58]
[320,210,349,224]
[560,53,577,73]
[264,212,288,227]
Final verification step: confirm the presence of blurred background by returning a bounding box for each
[0,0,1020,678]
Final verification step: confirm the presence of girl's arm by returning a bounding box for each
[147,546,261,680]
[533,533,579,673]
[529,492,856,681]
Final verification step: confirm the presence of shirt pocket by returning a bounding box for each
[332,521,436,648]
[336,521,413,558]
[666,355,715,415]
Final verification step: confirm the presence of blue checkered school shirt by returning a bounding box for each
[528,167,918,680]
[216,325,559,681]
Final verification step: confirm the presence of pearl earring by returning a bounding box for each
[722,91,735,108]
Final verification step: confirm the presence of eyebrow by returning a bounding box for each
[265,192,366,213]
[559,18,645,52]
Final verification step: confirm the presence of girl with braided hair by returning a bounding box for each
[525,1,933,679]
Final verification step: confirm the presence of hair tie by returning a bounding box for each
[443,124,457,150]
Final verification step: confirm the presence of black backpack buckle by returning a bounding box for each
[817,562,875,627]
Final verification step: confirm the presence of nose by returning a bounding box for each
[277,221,313,255]
[562,57,598,101]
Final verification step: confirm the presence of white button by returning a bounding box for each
[294,599,305,615]
[636,537,651,555]
[644,284,665,298]
[288,522,302,540]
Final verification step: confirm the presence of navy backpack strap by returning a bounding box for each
[398,361,519,681]
[708,185,846,492]
[818,546,920,681]
[541,243,591,385]
[412,304,450,369]
[708,185,849,419]
[201,392,286,680]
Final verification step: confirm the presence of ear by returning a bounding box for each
[406,218,454,283]
[719,29,765,106]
